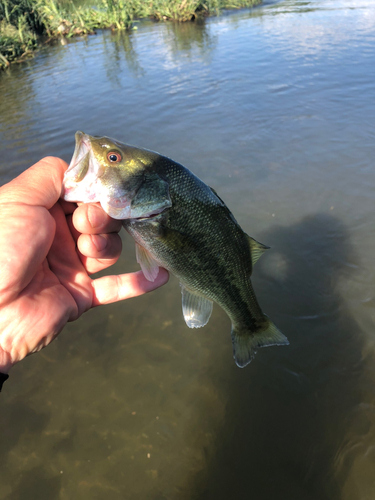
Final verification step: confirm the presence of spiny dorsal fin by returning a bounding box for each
[247,235,270,266]
[209,186,226,205]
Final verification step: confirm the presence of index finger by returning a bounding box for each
[0,157,68,209]
[73,203,122,235]
[91,269,169,306]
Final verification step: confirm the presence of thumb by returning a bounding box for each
[0,157,68,209]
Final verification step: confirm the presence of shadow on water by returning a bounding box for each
[189,213,365,500]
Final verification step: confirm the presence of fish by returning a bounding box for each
[62,131,289,367]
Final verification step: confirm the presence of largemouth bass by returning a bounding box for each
[62,131,288,367]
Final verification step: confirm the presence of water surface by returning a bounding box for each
[1,1,375,498]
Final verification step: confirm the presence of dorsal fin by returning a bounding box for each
[247,235,270,266]
[209,186,226,205]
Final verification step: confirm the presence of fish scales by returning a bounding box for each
[62,132,289,367]
[124,158,261,328]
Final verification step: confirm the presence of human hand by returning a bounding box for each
[0,157,169,374]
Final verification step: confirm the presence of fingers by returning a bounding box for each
[77,233,122,274]
[66,202,123,274]
[72,203,122,235]
[91,268,169,306]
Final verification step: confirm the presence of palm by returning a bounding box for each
[0,202,89,361]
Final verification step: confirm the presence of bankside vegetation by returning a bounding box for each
[0,0,260,68]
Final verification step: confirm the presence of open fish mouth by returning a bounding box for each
[63,132,90,187]
[61,131,102,203]
[61,131,172,220]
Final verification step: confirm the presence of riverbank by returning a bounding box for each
[0,0,261,68]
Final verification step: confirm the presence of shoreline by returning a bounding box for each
[0,0,261,69]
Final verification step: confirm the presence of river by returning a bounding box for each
[1,0,375,498]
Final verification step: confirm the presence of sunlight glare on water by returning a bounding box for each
[1,0,375,498]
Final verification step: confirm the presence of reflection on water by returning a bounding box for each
[102,30,145,81]
[161,20,217,58]
[1,0,375,498]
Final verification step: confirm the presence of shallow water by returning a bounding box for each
[1,0,375,498]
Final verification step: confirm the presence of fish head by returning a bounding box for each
[62,132,171,220]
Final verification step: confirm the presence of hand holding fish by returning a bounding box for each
[0,157,168,375]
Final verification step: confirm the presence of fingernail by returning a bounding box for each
[92,234,108,252]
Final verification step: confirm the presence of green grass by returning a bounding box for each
[100,0,135,29]
[147,0,261,21]
[0,18,37,68]
[0,0,261,68]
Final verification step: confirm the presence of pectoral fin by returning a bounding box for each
[180,284,213,328]
[135,243,160,282]
[130,172,172,218]
[247,235,270,266]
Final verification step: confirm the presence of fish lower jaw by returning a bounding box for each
[62,183,101,203]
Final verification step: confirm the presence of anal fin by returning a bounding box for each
[181,284,213,328]
[135,243,159,282]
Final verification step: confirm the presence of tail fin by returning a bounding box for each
[231,319,289,368]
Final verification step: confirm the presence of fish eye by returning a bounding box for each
[107,151,122,163]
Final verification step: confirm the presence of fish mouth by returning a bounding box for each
[66,131,90,180]
[61,131,96,201]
